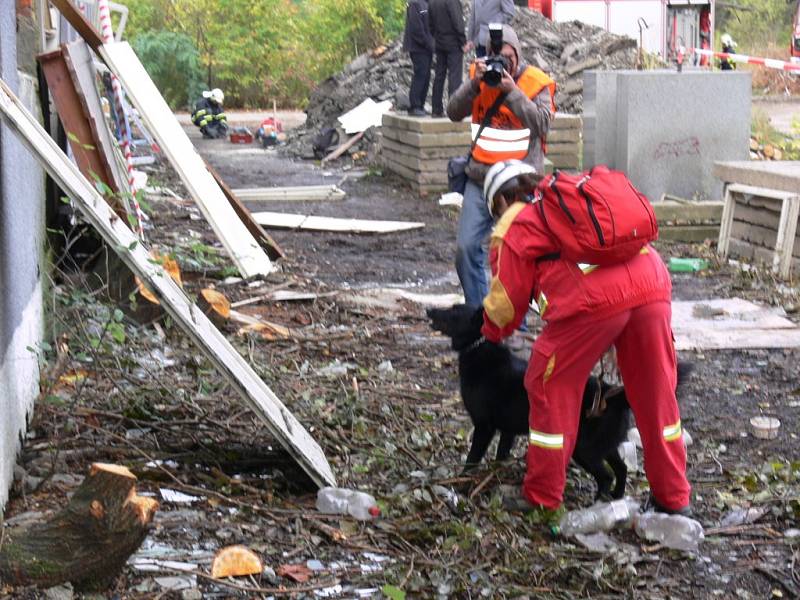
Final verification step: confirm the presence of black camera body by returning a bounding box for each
[483,23,508,87]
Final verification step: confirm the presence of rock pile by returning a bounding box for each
[285,8,638,159]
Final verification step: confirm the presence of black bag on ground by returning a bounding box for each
[312,127,340,159]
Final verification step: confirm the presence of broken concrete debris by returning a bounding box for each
[286,8,636,159]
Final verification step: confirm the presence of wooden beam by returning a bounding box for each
[99,42,273,278]
[0,77,335,489]
[253,211,425,234]
[204,160,285,260]
[49,0,104,50]
[321,130,365,164]
[231,185,346,203]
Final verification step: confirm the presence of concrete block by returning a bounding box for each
[382,126,471,148]
[550,155,581,170]
[382,149,449,173]
[729,239,800,274]
[653,201,723,224]
[566,55,602,77]
[382,112,470,134]
[614,70,751,202]
[546,142,580,157]
[382,155,449,185]
[733,205,782,229]
[582,70,619,170]
[714,161,800,195]
[381,136,466,160]
[731,221,800,256]
[552,113,582,130]
[658,224,720,242]
[547,128,580,143]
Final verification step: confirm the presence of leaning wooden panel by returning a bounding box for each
[62,40,130,197]
[0,78,336,489]
[99,42,273,278]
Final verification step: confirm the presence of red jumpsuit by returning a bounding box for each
[481,202,691,511]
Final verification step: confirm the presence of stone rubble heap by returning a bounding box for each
[285,8,638,159]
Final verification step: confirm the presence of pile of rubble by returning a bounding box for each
[284,8,638,159]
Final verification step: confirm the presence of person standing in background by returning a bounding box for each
[429,0,466,118]
[403,0,435,116]
[465,0,516,57]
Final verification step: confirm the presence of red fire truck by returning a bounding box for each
[524,0,714,63]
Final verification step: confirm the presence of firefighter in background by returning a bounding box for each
[698,8,711,67]
[191,88,229,139]
[719,33,737,71]
[479,160,692,522]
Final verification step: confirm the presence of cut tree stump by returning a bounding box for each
[0,463,158,589]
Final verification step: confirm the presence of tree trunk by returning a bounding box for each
[0,463,158,590]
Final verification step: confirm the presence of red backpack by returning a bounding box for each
[534,166,658,265]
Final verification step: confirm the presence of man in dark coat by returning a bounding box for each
[429,0,466,118]
[403,0,435,116]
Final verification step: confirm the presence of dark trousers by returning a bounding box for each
[409,51,432,110]
[432,49,463,115]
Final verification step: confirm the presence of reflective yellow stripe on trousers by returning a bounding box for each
[663,420,682,442]
[529,429,563,449]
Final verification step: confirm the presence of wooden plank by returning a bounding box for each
[231,185,346,203]
[321,130,365,164]
[49,0,104,50]
[0,77,335,488]
[717,184,736,258]
[774,196,800,278]
[253,211,425,234]
[203,161,285,260]
[62,41,130,198]
[37,47,123,212]
[99,42,273,278]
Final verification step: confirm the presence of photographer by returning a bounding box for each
[447,24,555,308]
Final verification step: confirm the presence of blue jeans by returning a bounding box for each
[456,179,494,307]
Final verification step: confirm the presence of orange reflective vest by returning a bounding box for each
[469,65,556,164]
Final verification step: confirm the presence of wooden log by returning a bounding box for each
[0,463,158,589]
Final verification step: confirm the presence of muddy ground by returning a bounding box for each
[5,125,800,599]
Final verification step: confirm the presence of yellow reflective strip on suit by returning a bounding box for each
[483,245,515,329]
[663,420,682,441]
[471,123,531,141]
[475,138,530,153]
[537,291,548,316]
[543,352,556,383]
[529,429,563,449]
[578,263,598,274]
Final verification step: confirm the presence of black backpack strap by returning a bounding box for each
[470,92,508,152]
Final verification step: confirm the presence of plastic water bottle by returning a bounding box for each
[559,497,639,536]
[316,487,380,521]
[634,512,704,552]
[618,441,638,471]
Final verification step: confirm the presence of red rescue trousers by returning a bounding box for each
[523,301,691,511]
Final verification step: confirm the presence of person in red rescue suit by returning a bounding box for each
[480,160,692,516]
[447,24,555,308]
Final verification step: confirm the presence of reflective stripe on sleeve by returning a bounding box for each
[663,420,682,442]
[529,429,564,449]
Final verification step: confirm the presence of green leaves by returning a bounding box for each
[381,585,406,600]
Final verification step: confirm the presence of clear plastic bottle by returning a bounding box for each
[634,512,704,552]
[618,441,638,471]
[559,497,639,536]
[316,487,380,521]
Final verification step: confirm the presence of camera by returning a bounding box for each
[483,23,508,87]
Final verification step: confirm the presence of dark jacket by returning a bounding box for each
[429,0,466,52]
[403,0,434,54]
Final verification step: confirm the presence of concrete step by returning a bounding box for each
[653,201,723,224]
[380,136,466,160]
[382,113,469,134]
[382,126,471,148]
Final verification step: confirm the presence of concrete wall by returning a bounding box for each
[0,2,45,508]
[583,69,751,202]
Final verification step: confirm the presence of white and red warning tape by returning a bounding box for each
[97,0,145,239]
[684,47,800,73]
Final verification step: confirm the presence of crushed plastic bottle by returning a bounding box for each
[618,441,638,471]
[634,512,704,552]
[316,487,380,521]
[559,497,639,536]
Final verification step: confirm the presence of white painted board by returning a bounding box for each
[254,211,425,233]
[99,42,273,278]
[672,298,800,350]
[232,185,346,203]
[0,78,335,488]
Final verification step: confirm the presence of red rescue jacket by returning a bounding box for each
[481,201,673,342]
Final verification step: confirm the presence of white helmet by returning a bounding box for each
[203,88,224,104]
[720,33,736,48]
[483,159,537,216]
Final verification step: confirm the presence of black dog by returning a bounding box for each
[428,304,691,501]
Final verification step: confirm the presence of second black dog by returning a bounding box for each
[427,304,691,502]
